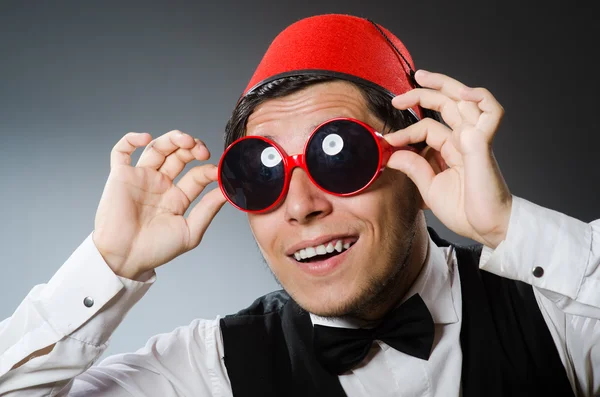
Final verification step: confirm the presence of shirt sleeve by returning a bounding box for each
[59,317,232,397]
[479,196,600,396]
[0,233,155,396]
[479,196,600,317]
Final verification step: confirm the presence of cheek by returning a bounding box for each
[345,173,415,239]
[349,173,404,218]
[248,213,280,258]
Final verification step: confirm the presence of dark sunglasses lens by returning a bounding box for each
[220,139,285,211]
[306,120,380,194]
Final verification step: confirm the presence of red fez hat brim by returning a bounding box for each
[243,14,421,118]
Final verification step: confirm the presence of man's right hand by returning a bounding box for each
[92,130,227,280]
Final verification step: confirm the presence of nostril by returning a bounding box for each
[306,210,323,220]
[287,209,325,225]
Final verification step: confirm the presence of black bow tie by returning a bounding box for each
[312,293,435,375]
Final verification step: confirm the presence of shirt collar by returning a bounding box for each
[310,236,459,328]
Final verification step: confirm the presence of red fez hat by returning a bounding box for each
[243,14,420,117]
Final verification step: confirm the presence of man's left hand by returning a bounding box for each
[385,69,512,248]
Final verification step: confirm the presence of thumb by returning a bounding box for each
[386,150,435,204]
[185,188,227,249]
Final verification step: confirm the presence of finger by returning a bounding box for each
[110,132,152,169]
[385,118,463,167]
[414,69,469,101]
[176,163,219,204]
[459,87,504,136]
[414,69,482,125]
[185,188,227,248]
[136,130,197,170]
[386,149,435,202]
[392,89,463,129]
[158,139,211,180]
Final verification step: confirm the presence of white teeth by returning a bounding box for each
[335,240,343,253]
[292,239,354,261]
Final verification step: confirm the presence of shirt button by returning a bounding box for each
[532,266,544,278]
[83,297,94,308]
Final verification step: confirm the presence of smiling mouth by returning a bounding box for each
[291,238,357,263]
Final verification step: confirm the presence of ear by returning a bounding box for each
[421,146,448,175]
[417,146,448,211]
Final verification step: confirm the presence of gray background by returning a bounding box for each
[1,1,597,361]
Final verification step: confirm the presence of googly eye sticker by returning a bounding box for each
[260,146,282,168]
[322,134,344,156]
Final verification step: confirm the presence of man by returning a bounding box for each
[0,13,598,397]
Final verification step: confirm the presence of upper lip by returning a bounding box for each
[285,234,358,256]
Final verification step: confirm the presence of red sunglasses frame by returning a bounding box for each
[218,117,416,214]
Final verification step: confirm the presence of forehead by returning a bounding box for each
[246,81,377,144]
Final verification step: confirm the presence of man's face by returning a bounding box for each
[246,81,420,317]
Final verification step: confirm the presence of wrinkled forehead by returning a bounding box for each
[245,81,378,148]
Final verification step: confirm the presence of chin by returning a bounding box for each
[287,282,364,318]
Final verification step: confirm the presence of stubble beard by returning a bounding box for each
[313,179,423,320]
[330,207,420,320]
[262,181,422,321]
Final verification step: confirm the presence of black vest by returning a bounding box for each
[220,229,575,397]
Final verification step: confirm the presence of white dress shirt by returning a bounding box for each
[0,196,599,396]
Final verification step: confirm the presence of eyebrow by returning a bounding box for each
[259,122,325,144]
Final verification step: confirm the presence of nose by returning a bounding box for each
[284,168,333,224]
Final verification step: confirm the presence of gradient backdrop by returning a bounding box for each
[1,1,598,361]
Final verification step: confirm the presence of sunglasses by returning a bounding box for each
[218,117,417,213]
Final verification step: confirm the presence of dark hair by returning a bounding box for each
[223,75,429,150]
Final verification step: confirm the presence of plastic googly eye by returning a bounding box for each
[322,134,344,156]
[260,146,282,168]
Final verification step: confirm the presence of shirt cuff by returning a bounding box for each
[28,233,155,346]
[479,196,591,302]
